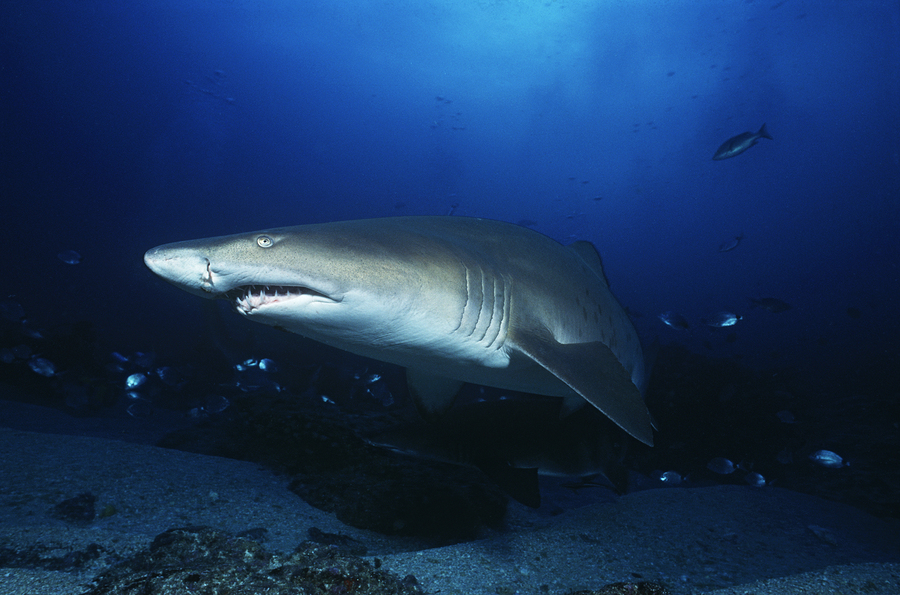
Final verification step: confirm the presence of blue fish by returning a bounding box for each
[701,311,742,328]
[809,449,847,468]
[658,311,690,330]
[713,123,773,160]
[717,233,744,252]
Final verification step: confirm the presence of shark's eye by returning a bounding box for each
[256,235,273,248]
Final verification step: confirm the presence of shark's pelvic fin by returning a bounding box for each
[406,368,465,421]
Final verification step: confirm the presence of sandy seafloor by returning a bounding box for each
[1,400,898,595]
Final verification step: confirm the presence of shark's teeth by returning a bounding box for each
[231,285,315,313]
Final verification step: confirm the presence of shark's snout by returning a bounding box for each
[144,244,217,298]
[142,246,166,274]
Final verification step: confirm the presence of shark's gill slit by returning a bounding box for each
[475,273,493,343]
[453,266,472,334]
[467,266,487,339]
[483,278,505,349]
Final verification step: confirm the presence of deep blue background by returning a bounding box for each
[2,0,898,390]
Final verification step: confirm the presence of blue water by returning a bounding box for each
[4,0,897,384]
[1,0,898,520]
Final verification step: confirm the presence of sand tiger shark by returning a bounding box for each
[144,216,654,446]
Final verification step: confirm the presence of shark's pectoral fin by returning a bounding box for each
[513,330,654,446]
[406,368,465,422]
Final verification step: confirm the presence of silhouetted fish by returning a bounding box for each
[810,449,847,468]
[713,123,773,160]
[701,311,742,328]
[707,457,736,475]
[718,233,744,252]
[658,311,690,330]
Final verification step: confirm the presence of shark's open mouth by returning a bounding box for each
[227,284,327,314]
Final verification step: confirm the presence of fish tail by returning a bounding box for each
[758,123,773,140]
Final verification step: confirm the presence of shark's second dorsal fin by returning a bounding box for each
[567,241,610,287]
[406,368,464,422]
[513,329,654,446]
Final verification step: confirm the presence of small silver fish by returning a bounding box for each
[28,357,56,377]
[657,470,683,485]
[745,472,766,487]
[22,327,43,340]
[707,457,736,474]
[125,373,147,389]
[258,358,278,372]
[352,370,382,384]
[809,449,847,468]
[702,311,742,328]
[658,311,690,330]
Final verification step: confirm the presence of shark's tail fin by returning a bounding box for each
[758,123,773,140]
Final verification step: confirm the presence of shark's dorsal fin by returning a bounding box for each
[567,241,609,287]
[406,368,464,421]
[513,329,654,446]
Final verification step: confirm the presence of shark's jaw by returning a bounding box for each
[143,244,342,312]
[224,284,335,314]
